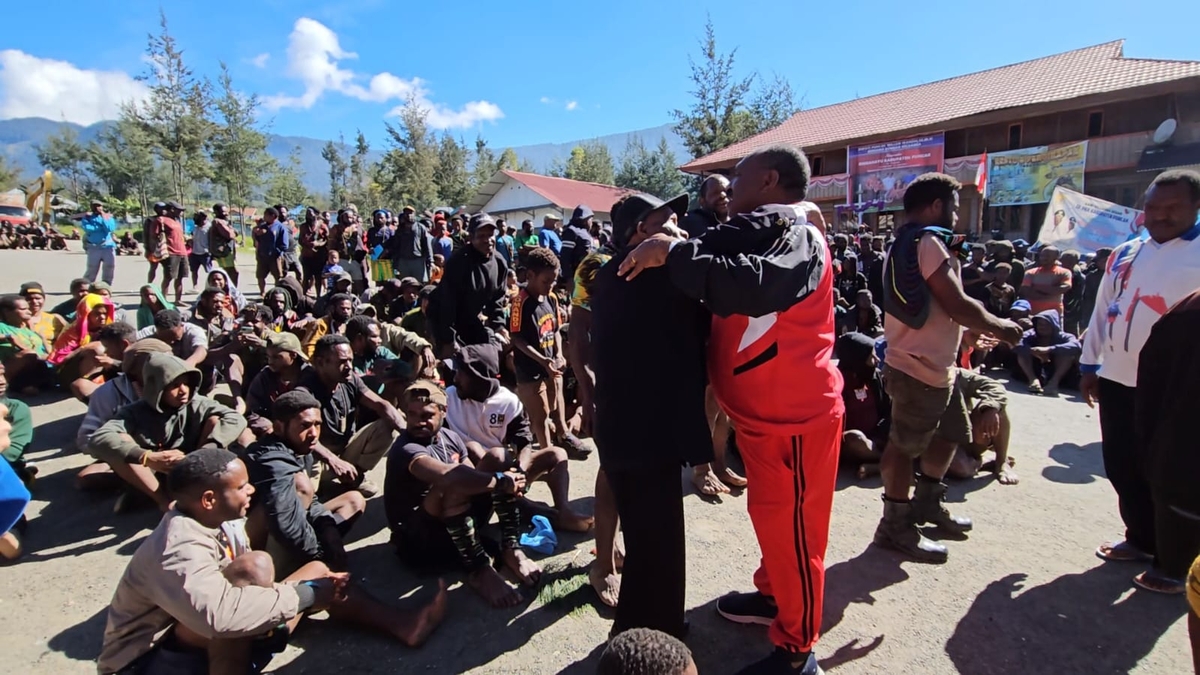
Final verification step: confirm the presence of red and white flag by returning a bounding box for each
[975,152,988,199]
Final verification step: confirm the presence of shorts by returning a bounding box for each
[883,364,971,457]
[301,255,324,281]
[256,256,284,282]
[392,497,495,573]
[187,253,211,277]
[516,375,564,438]
[212,249,236,269]
[371,258,394,283]
[161,255,187,281]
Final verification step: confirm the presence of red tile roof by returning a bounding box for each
[496,170,635,212]
[682,41,1200,173]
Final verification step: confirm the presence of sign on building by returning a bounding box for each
[1036,186,1144,253]
[987,141,1088,206]
[847,133,945,213]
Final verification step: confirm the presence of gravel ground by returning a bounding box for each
[0,247,1190,674]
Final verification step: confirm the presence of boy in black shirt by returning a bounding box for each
[384,380,540,608]
[509,246,589,459]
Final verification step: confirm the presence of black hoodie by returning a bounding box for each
[241,435,331,562]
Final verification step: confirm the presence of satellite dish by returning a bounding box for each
[1152,118,1177,145]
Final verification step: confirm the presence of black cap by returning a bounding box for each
[468,212,497,235]
[611,192,689,246]
[166,200,184,211]
[455,343,500,381]
[572,204,594,222]
[19,282,44,296]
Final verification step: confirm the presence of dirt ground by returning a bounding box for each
[0,247,1191,674]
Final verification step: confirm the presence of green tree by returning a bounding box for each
[0,155,20,190]
[35,125,90,203]
[471,136,499,190]
[347,130,371,207]
[265,147,311,207]
[321,138,349,207]
[125,11,213,203]
[88,117,156,215]
[497,147,521,171]
[377,97,439,210]
[434,134,472,207]
[554,140,615,185]
[208,62,272,217]
[670,18,801,160]
[615,137,685,199]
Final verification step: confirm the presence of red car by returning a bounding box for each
[0,204,32,228]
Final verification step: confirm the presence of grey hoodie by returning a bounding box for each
[89,353,247,462]
[78,375,140,455]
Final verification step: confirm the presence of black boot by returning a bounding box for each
[912,477,972,537]
[873,497,948,564]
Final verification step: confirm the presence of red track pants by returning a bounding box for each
[739,414,842,653]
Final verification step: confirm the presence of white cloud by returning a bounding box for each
[0,50,148,126]
[265,17,502,129]
[565,100,578,111]
[249,53,270,68]
[539,96,553,104]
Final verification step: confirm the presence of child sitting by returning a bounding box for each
[430,253,445,284]
[985,262,1016,318]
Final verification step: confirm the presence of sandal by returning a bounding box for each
[1132,571,1185,595]
[1027,380,1044,395]
[1095,540,1153,562]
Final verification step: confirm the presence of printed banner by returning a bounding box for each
[987,141,1088,206]
[847,133,945,212]
[1036,186,1144,253]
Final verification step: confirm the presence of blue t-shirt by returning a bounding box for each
[434,236,454,260]
[496,234,515,265]
[80,213,116,248]
[538,229,562,255]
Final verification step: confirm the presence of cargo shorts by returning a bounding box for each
[883,364,971,458]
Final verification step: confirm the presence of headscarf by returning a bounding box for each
[136,284,174,330]
[49,293,114,365]
[205,269,247,311]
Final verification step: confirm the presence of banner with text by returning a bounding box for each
[847,133,945,213]
[1036,186,1144,253]
[987,141,1088,206]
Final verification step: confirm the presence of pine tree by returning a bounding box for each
[265,147,311,207]
[377,97,439,210]
[321,139,349,207]
[615,137,685,199]
[208,62,272,217]
[35,125,90,203]
[434,134,472,207]
[88,117,156,215]
[557,141,615,185]
[0,155,18,191]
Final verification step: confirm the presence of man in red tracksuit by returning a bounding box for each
[619,145,842,675]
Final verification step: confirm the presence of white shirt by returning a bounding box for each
[1081,224,1200,387]
[445,384,524,449]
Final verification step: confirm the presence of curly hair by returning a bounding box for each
[598,628,693,675]
[524,246,560,275]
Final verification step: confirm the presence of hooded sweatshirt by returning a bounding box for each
[77,375,140,454]
[89,353,247,463]
[1019,309,1082,355]
[136,284,174,330]
[202,269,247,311]
[241,435,331,562]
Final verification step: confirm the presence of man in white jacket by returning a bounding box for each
[1081,169,1200,591]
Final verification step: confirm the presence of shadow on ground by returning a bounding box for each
[945,563,1184,674]
[1042,441,1105,485]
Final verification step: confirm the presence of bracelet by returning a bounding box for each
[494,471,507,489]
[140,453,150,467]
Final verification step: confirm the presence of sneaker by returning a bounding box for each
[735,648,823,675]
[717,591,777,626]
[559,434,592,460]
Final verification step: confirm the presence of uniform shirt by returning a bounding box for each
[883,235,963,388]
[384,427,470,527]
[445,384,533,451]
[1081,223,1200,387]
[509,287,559,382]
[294,370,371,451]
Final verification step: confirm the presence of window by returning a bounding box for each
[811,156,824,176]
[1087,112,1104,138]
[1007,124,1022,150]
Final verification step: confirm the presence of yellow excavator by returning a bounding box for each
[24,171,55,227]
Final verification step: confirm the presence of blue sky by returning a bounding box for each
[2,0,1197,150]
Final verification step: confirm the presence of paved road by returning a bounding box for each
[0,246,1190,674]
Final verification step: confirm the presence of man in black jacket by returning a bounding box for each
[431,213,509,354]
[386,206,434,283]
[560,204,596,292]
[681,174,731,237]
[591,191,711,641]
[242,390,366,573]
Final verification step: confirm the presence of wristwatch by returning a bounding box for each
[494,471,508,491]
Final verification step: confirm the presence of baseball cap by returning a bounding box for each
[571,204,594,222]
[19,282,44,297]
[455,343,501,381]
[266,331,308,361]
[543,212,562,222]
[90,199,103,207]
[404,379,448,407]
[402,205,416,213]
[398,276,421,290]
[468,213,498,235]
[166,200,184,211]
[611,192,689,246]
[1011,299,1032,313]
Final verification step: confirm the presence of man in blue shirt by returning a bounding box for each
[494,218,515,267]
[80,200,117,285]
[538,213,563,257]
[431,215,454,260]
[254,207,291,296]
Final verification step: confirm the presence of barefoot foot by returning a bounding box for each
[692,466,730,496]
[396,579,448,646]
[714,463,747,488]
[501,547,542,586]
[589,566,621,607]
[469,566,522,608]
[558,509,595,533]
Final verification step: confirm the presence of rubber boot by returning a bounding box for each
[873,497,948,564]
[912,476,973,537]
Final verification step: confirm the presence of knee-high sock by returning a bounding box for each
[443,512,489,570]
[492,491,522,550]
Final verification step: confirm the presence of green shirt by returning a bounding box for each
[514,233,540,249]
[0,323,48,363]
[352,345,400,376]
[0,397,32,462]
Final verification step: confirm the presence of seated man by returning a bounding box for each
[345,314,401,376]
[97,448,446,675]
[246,333,312,439]
[836,332,890,480]
[1014,309,1081,395]
[137,308,209,368]
[118,231,141,256]
[89,353,250,511]
[242,391,366,574]
[946,368,1017,485]
[385,380,539,608]
[189,287,250,410]
[400,284,437,345]
[0,294,56,394]
[49,278,91,321]
[59,321,134,403]
[446,344,593,532]
[295,334,406,496]
[379,320,438,380]
[0,364,35,487]
[263,287,300,333]
[300,293,355,358]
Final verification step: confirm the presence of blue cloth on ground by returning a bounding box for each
[519,515,557,555]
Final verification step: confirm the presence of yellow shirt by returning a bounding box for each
[28,312,65,350]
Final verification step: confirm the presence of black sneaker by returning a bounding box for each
[717,591,777,626]
[735,649,823,675]
[559,434,592,460]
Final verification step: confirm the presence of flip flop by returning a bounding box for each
[1095,540,1153,562]
[1132,571,1185,595]
[1027,380,1044,395]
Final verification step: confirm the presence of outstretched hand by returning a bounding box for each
[617,234,676,280]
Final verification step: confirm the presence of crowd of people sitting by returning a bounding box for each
[0,221,72,250]
[2,163,1198,675]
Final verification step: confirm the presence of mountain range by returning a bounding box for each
[0,117,690,194]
